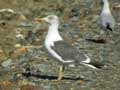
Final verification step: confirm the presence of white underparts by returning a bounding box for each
[45,22,74,63]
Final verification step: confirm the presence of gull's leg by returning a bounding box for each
[57,65,64,80]
[107,31,114,43]
[99,30,104,39]
[94,30,104,40]
[103,30,107,41]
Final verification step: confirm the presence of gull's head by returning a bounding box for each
[102,0,109,4]
[35,15,59,25]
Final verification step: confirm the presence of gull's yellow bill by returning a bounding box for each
[34,17,44,23]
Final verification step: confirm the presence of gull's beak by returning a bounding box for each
[34,17,44,23]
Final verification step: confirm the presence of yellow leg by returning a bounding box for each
[57,65,64,80]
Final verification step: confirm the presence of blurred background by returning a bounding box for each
[0,0,120,90]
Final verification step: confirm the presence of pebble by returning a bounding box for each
[14,44,22,48]
[1,58,13,68]
[0,49,3,53]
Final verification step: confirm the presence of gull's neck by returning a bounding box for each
[48,23,60,38]
[45,22,63,45]
[102,0,111,14]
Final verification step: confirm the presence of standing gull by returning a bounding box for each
[99,0,115,36]
[35,15,105,80]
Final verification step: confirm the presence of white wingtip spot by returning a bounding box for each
[81,55,98,69]
[81,55,91,63]
[82,63,98,69]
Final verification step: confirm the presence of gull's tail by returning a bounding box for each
[81,55,105,69]
[106,23,113,31]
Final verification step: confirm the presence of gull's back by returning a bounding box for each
[100,12,115,31]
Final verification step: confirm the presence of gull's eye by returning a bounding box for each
[48,16,53,20]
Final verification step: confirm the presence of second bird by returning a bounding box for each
[99,0,115,39]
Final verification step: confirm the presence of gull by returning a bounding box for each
[99,0,115,38]
[35,15,105,80]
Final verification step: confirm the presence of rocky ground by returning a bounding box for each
[0,0,120,90]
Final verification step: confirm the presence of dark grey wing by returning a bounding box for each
[100,13,115,31]
[51,41,106,69]
[51,41,87,62]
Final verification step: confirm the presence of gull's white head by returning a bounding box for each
[35,14,63,45]
[103,0,109,3]
[35,15,59,25]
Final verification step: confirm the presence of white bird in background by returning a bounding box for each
[99,0,115,39]
[35,15,105,80]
